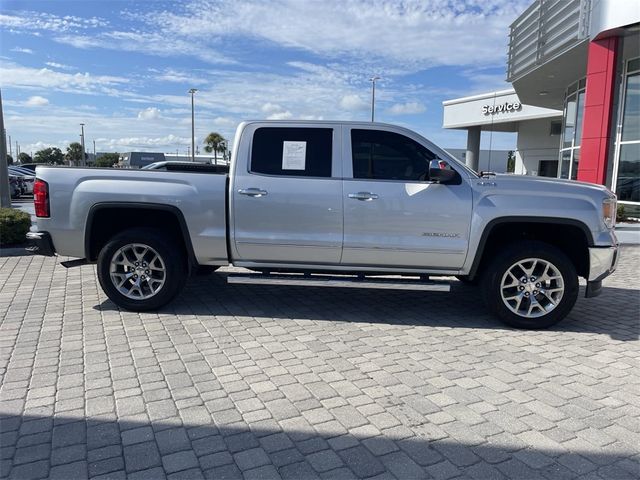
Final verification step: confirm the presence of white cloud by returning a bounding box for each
[388,101,426,115]
[11,47,33,54]
[44,61,75,70]
[0,12,107,32]
[54,30,235,65]
[137,107,162,120]
[261,102,283,113]
[149,68,208,85]
[0,61,129,95]
[266,111,293,120]
[139,0,530,69]
[25,96,49,107]
[340,94,369,111]
[211,116,236,127]
[99,134,191,149]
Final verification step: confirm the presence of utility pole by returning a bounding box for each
[188,88,198,163]
[0,90,11,208]
[80,123,86,166]
[369,76,380,122]
[15,141,19,157]
[7,133,11,158]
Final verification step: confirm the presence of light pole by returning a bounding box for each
[188,88,198,162]
[369,76,380,122]
[80,123,86,166]
[0,90,11,207]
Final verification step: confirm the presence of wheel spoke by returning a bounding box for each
[540,290,557,306]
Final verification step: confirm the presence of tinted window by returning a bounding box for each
[351,129,438,181]
[251,127,333,177]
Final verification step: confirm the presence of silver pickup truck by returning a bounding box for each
[28,121,619,329]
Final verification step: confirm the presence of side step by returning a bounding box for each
[227,273,450,292]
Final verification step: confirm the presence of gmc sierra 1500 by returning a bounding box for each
[27,121,619,329]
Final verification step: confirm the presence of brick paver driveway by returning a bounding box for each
[1,247,639,479]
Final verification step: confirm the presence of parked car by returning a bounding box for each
[27,121,619,329]
[8,166,35,195]
[8,175,21,198]
[15,163,38,172]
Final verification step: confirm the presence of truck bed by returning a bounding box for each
[34,166,229,265]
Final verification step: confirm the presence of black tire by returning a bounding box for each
[97,227,187,311]
[481,240,578,329]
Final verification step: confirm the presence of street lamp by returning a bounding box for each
[188,88,198,162]
[79,123,86,166]
[369,76,380,122]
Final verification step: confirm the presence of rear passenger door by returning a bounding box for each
[231,124,343,265]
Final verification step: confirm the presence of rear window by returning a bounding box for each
[251,127,333,177]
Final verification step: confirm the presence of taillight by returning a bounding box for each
[34,179,50,218]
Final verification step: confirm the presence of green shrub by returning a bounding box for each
[617,204,627,223]
[0,208,31,246]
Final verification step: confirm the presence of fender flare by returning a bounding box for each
[468,216,594,279]
[84,202,198,267]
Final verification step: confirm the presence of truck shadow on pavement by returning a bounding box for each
[96,274,640,341]
[1,413,637,479]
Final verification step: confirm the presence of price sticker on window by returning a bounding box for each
[282,141,306,170]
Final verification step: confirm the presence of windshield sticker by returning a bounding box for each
[282,141,306,170]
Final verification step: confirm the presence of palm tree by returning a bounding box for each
[204,132,227,165]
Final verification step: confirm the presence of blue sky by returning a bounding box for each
[1,0,529,156]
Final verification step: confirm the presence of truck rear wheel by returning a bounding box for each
[97,228,187,311]
[481,240,578,329]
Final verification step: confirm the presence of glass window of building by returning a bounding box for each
[614,58,640,216]
[558,80,586,180]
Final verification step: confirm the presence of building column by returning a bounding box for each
[466,126,481,171]
[577,36,619,184]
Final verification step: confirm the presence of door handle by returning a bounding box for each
[348,192,379,201]
[238,188,268,197]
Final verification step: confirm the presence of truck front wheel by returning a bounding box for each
[481,241,578,329]
[97,228,187,311]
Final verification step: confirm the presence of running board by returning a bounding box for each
[227,273,451,292]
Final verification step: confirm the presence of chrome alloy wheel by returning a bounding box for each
[500,258,564,318]
[109,243,166,300]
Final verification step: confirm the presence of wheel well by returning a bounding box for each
[86,206,193,264]
[472,221,590,279]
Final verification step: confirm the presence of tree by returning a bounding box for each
[203,132,227,164]
[17,152,31,164]
[507,150,515,173]
[33,147,64,165]
[66,142,87,165]
[6,154,13,165]
[94,153,120,168]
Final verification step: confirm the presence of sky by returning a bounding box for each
[0,0,530,156]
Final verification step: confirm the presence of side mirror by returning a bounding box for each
[429,160,456,183]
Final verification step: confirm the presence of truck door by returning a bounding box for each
[231,124,343,265]
[341,126,472,270]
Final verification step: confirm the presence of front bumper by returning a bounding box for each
[26,232,56,257]
[588,245,619,282]
[585,245,619,298]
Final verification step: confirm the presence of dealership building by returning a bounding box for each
[443,0,639,216]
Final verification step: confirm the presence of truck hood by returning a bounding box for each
[486,174,615,199]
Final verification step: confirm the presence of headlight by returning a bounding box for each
[602,197,616,229]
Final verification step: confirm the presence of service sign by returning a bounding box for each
[482,102,522,115]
